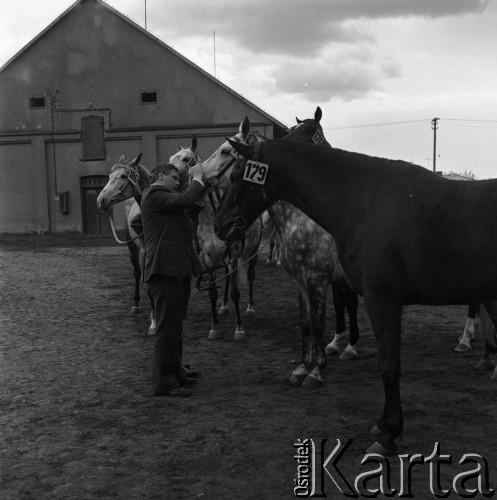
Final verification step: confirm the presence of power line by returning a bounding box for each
[326,119,429,130]
[327,118,497,131]
[442,118,497,123]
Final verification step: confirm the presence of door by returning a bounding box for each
[81,176,111,235]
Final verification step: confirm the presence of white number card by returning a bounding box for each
[243,160,269,185]
[312,129,325,145]
[127,169,139,186]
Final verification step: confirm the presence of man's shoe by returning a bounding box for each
[179,376,198,386]
[156,387,192,397]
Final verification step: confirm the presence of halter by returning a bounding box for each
[108,161,144,245]
[194,135,258,288]
[203,135,245,213]
[227,139,264,234]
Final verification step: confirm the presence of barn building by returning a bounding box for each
[0,0,287,234]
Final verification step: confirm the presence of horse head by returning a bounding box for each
[214,139,274,243]
[169,135,202,188]
[201,116,252,189]
[97,153,150,211]
[284,106,330,147]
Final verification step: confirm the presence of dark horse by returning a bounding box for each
[213,139,497,455]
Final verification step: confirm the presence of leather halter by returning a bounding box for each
[108,162,143,245]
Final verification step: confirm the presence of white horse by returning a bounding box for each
[197,119,263,340]
[96,137,201,335]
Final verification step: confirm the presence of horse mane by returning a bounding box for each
[276,140,425,173]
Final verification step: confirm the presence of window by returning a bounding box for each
[29,96,46,108]
[141,91,157,104]
[81,115,106,161]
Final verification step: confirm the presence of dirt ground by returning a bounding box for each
[1,235,496,499]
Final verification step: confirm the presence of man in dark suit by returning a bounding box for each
[141,162,205,397]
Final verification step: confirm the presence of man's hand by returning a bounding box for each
[189,164,204,182]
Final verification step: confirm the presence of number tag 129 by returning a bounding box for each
[243,160,269,185]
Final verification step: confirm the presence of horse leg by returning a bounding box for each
[365,295,403,456]
[246,255,257,313]
[230,268,245,341]
[147,287,156,336]
[219,273,230,316]
[326,281,347,355]
[207,273,221,339]
[454,303,479,352]
[266,238,275,264]
[476,301,497,376]
[339,287,359,361]
[288,287,312,386]
[302,288,328,388]
[127,242,141,313]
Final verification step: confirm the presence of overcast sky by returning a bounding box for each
[1,0,496,178]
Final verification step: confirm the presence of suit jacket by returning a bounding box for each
[141,180,204,281]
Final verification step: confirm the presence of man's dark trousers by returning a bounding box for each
[148,275,191,394]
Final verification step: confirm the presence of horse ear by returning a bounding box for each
[315,106,322,123]
[191,135,198,152]
[131,153,142,165]
[119,154,127,162]
[296,117,302,124]
[227,138,253,159]
[177,140,183,151]
[240,116,251,138]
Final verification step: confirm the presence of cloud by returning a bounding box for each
[268,45,402,102]
[151,0,490,56]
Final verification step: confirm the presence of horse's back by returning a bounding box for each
[345,173,497,305]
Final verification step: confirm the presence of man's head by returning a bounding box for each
[151,163,180,191]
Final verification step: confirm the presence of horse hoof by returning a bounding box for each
[366,441,396,457]
[454,341,471,352]
[325,345,339,356]
[476,359,495,371]
[208,329,222,340]
[339,348,358,361]
[219,305,229,316]
[246,305,256,313]
[131,306,140,314]
[234,330,245,341]
[148,327,156,336]
[287,373,306,386]
[302,375,323,388]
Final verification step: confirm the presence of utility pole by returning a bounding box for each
[431,117,439,172]
[144,0,147,30]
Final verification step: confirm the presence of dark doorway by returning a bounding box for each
[81,176,111,235]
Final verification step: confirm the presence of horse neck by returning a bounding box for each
[137,164,151,191]
[266,146,351,238]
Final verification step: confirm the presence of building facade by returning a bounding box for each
[0,0,287,233]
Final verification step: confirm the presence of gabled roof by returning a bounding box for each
[1,0,287,130]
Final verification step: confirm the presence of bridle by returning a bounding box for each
[203,135,246,213]
[108,160,144,245]
[195,135,266,290]
[224,139,265,235]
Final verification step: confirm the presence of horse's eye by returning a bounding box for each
[221,149,231,156]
